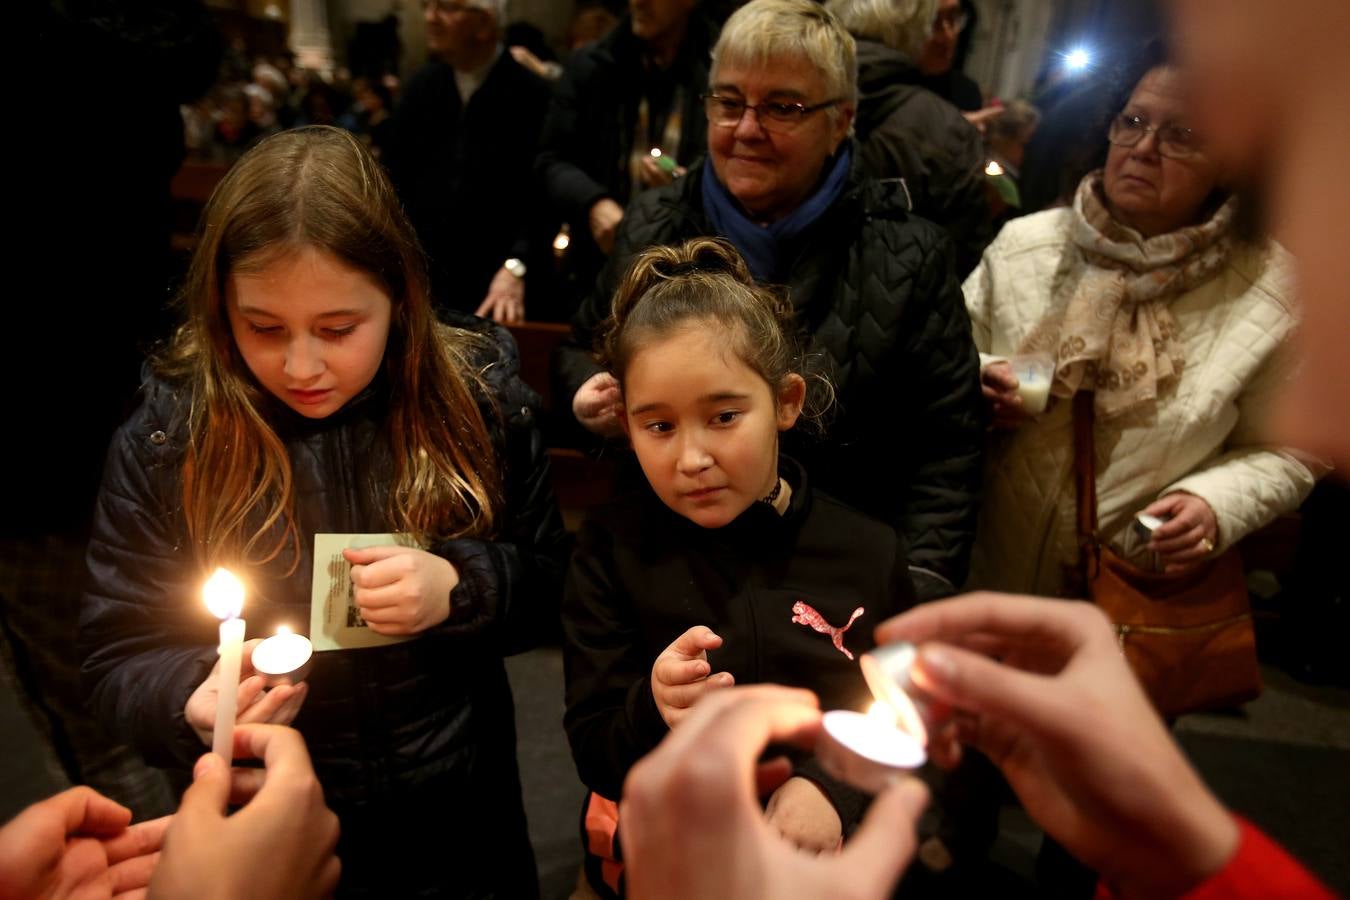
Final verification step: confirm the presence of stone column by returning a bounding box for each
[289,0,335,75]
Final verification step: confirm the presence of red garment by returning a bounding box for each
[1094,817,1335,899]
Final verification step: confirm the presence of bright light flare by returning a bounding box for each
[203,568,244,620]
[1064,47,1091,72]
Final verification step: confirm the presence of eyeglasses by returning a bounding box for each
[934,8,969,33]
[421,0,487,15]
[1108,113,1203,160]
[702,93,840,134]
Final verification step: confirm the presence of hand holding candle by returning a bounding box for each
[186,575,310,752]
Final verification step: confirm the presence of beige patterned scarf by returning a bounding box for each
[1030,171,1236,418]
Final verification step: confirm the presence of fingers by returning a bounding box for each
[661,671,734,709]
[909,643,1072,742]
[102,816,170,865]
[876,592,1099,658]
[836,777,929,890]
[232,723,317,783]
[48,786,132,836]
[238,682,307,726]
[754,757,795,798]
[109,851,160,897]
[1150,523,1206,553]
[342,544,413,567]
[178,752,231,823]
[642,686,821,775]
[653,655,710,686]
[667,625,723,659]
[981,362,1019,392]
[1142,494,1184,520]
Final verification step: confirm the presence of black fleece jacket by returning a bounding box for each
[563,457,916,829]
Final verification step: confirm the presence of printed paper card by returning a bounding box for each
[309,532,420,651]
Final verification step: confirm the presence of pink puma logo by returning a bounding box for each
[791,601,865,660]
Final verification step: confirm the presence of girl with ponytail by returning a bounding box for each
[562,238,917,895]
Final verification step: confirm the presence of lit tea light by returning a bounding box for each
[252,625,313,687]
[985,159,1005,177]
[552,226,570,253]
[817,641,953,793]
[818,705,926,794]
[649,147,678,174]
[203,568,245,764]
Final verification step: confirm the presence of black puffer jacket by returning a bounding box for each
[853,39,992,277]
[555,153,985,599]
[80,318,566,898]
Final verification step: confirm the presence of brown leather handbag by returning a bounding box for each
[1071,392,1262,717]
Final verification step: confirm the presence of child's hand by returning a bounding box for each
[343,545,459,636]
[763,776,844,854]
[651,626,735,727]
[185,640,308,746]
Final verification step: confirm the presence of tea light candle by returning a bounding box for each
[202,568,245,764]
[650,147,677,174]
[818,704,927,795]
[252,626,314,687]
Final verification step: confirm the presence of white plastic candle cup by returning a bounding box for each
[252,628,313,687]
[1009,354,1054,414]
[817,709,927,795]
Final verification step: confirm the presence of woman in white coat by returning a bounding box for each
[964,56,1318,596]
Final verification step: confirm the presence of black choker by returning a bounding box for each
[760,478,783,505]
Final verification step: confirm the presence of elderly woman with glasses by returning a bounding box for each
[964,47,1319,597]
[557,0,984,605]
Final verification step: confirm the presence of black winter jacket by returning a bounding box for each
[79,318,566,897]
[853,39,992,277]
[563,458,916,827]
[535,13,720,309]
[555,153,985,599]
[383,52,554,316]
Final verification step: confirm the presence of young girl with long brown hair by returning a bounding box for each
[79,126,566,897]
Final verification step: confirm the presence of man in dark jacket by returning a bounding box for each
[555,150,983,600]
[383,0,553,320]
[535,2,720,315]
[851,39,992,276]
[826,0,992,276]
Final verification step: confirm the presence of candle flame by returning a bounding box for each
[277,624,292,636]
[203,568,244,620]
[985,160,1005,177]
[866,701,898,728]
[650,147,663,158]
[553,229,570,252]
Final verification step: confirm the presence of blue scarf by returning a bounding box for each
[702,145,853,283]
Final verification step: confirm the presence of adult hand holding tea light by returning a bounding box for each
[203,568,245,763]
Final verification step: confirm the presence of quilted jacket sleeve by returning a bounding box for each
[434,324,569,655]
[1162,344,1320,552]
[79,383,219,768]
[895,233,987,599]
[561,516,669,801]
[535,54,610,223]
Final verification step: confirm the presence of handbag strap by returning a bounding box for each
[1071,391,1100,575]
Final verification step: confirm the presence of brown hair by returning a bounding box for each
[158,126,502,570]
[597,237,833,426]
